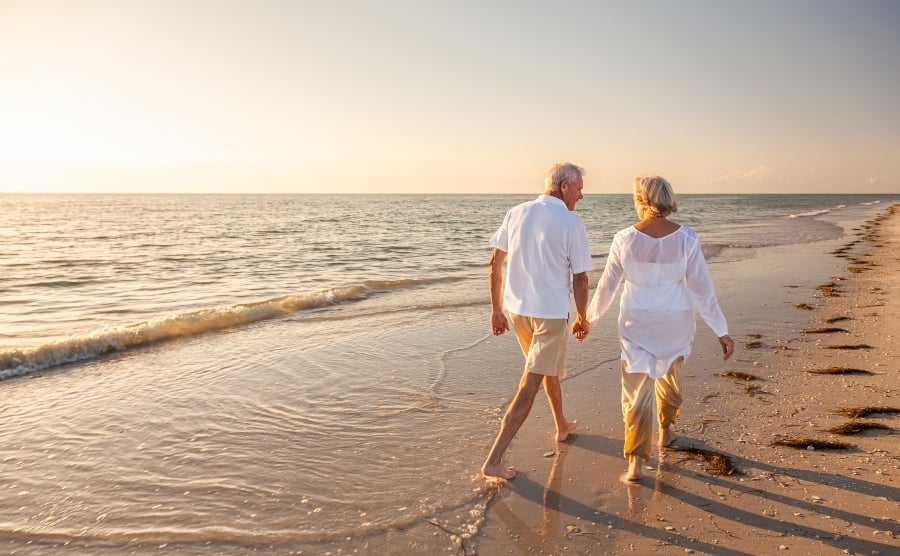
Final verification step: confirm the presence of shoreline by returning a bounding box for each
[474,204,898,555]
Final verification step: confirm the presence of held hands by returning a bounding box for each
[719,335,735,361]
[491,309,509,336]
[572,314,590,343]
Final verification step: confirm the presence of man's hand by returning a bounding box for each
[491,309,509,336]
[572,314,590,342]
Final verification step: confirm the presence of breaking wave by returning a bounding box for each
[787,204,847,218]
[0,277,462,380]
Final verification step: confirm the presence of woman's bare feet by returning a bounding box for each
[555,419,579,442]
[625,454,644,481]
[658,427,677,448]
[482,461,517,480]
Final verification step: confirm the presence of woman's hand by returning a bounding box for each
[719,335,735,361]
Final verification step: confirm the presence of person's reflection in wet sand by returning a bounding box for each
[653,448,679,501]
[540,440,569,536]
[489,441,572,553]
[625,479,647,526]
[625,450,680,528]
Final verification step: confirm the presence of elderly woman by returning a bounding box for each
[587,175,735,481]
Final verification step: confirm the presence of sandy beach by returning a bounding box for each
[473,204,898,555]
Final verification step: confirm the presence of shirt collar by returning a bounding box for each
[538,194,567,208]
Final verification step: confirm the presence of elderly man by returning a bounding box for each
[482,162,593,480]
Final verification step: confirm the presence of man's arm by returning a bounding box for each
[489,248,509,336]
[571,271,590,342]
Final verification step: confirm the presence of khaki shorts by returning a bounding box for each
[508,313,569,377]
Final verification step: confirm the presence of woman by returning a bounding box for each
[587,175,735,481]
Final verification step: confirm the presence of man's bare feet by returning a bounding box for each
[482,462,517,480]
[555,419,579,442]
[658,427,677,448]
[625,455,644,481]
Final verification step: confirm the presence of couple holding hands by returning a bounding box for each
[482,163,735,482]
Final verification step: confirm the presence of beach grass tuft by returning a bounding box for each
[668,446,740,476]
[807,367,873,375]
[827,421,893,435]
[771,438,853,450]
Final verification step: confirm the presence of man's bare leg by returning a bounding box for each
[542,375,578,442]
[482,372,544,479]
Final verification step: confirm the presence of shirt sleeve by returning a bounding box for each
[569,219,594,274]
[586,235,624,324]
[685,234,729,337]
[489,210,510,251]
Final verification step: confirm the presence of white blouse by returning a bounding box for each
[587,225,728,378]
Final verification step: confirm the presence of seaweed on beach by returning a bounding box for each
[827,421,893,435]
[771,438,852,450]
[802,327,847,334]
[807,367,873,375]
[815,283,841,297]
[744,341,764,349]
[831,406,900,419]
[824,316,851,324]
[744,384,773,397]
[669,446,739,476]
[795,303,815,311]
[747,333,763,339]
[824,344,874,350]
[847,266,870,273]
[721,371,758,381]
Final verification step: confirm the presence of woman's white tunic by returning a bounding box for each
[587,226,728,378]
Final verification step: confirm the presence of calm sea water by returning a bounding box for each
[0,193,896,554]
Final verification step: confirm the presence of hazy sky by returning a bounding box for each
[1,0,898,194]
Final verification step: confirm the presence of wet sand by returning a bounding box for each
[474,205,899,555]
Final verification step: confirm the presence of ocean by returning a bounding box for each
[0,193,896,554]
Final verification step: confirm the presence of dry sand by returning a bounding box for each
[473,204,899,555]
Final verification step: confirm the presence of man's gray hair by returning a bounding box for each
[545,163,585,193]
[633,175,678,217]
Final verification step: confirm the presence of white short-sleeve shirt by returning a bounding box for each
[490,195,593,319]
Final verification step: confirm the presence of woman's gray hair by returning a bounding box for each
[545,163,585,193]
[633,175,678,218]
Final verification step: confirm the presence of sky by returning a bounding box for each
[1,0,898,194]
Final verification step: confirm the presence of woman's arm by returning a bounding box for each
[685,235,729,338]
[586,237,624,324]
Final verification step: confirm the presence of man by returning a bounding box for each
[482,162,593,480]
